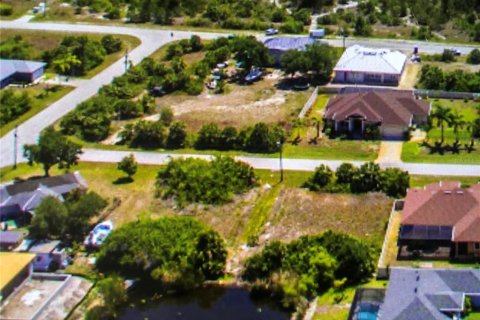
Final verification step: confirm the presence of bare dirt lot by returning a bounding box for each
[156,78,311,132]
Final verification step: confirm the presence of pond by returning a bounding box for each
[120,285,290,320]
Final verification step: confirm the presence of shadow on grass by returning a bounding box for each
[113,177,134,185]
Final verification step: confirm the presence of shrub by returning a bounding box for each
[120,120,166,149]
[156,157,256,206]
[159,106,174,126]
[305,165,334,191]
[246,122,285,153]
[101,35,122,54]
[114,100,143,119]
[467,48,480,64]
[335,163,357,185]
[195,123,222,150]
[0,89,31,126]
[97,217,227,288]
[166,121,187,149]
[0,4,13,16]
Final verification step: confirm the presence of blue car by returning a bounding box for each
[244,69,263,83]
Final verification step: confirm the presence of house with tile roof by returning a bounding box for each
[377,268,480,320]
[399,182,480,260]
[323,91,431,139]
[0,172,87,221]
[263,36,316,65]
[333,45,407,86]
[0,59,47,88]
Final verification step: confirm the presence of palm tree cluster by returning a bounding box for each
[429,103,480,153]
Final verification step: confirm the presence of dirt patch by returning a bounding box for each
[156,79,309,132]
[263,188,393,247]
[399,63,420,89]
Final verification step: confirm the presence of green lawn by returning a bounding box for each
[402,99,480,164]
[466,313,480,320]
[1,30,141,79]
[283,140,379,161]
[0,85,73,137]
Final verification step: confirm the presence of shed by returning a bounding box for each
[0,231,26,251]
[0,59,47,88]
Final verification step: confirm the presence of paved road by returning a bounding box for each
[0,20,220,168]
[1,19,479,175]
[79,149,480,176]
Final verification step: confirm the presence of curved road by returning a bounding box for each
[0,18,479,176]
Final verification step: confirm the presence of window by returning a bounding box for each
[475,243,480,250]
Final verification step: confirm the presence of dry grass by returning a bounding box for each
[158,79,310,132]
[263,188,393,248]
[381,211,401,267]
[399,63,420,89]
[0,0,33,20]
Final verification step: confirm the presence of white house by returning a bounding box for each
[333,45,407,86]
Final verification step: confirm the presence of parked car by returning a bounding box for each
[265,28,279,36]
[83,220,114,248]
[150,86,166,97]
[244,69,263,83]
[448,48,461,56]
[293,78,310,90]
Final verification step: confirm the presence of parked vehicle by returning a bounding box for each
[293,78,310,90]
[244,69,263,83]
[83,220,113,248]
[265,28,279,36]
[448,48,461,56]
[150,86,166,97]
[309,29,325,38]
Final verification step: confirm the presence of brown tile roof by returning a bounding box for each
[402,182,480,242]
[323,91,430,126]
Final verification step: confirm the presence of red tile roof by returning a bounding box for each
[402,182,480,242]
[323,91,430,126]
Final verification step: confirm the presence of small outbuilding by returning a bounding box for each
[264,36,316,65]
[0,59,47,89]
[0,231,26,251]
[333,45,407,86]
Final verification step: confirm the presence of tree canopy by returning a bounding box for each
[23,126,82,176]
[96,217,227,289]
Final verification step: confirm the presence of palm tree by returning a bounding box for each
[465,119,480,150]
[52,52,81,76]
[432,104,452,144]
[448,111,465,143]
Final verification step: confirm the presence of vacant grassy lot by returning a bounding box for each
[1,30,140,79]
[264,188,393,249]
[0,84,73,137]
[0,0,33,20]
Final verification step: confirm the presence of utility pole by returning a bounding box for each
[13,125,18,169]
[124,50,129,73]
[277,140,283,182]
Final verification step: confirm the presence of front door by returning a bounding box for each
[457,242,468,256]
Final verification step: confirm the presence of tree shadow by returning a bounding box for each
[113,177,134,185]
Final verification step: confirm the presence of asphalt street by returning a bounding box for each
[0,18,479,176]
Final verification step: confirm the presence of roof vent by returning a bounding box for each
[456,190,464,195]
[416,275,420,281]
[444,190,452,195]
[414,287,418,294]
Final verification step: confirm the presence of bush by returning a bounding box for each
[0,89,31,126]
[185,78,204,95]
[305,165,334,191]
[114,100,143,119]
[101,35,122,54]
[364,125,381,140]
[467,48,480,64]
[97,217,227,288]
[246,122,285,153]
[120,120,166,149]
[0,3,13,16]
[166,121,187,149]
[156,157,256,206]
[280,17,305,34]
[159,106,174,126]
[195,123,222,150]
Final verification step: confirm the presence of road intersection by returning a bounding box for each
[0,18,479,176]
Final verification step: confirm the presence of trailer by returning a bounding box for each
[309,29,325,38]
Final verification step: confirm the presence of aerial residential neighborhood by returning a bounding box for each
[0,0,479,319]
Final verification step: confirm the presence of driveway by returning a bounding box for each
[376,141,403,164]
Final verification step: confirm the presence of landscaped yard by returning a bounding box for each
[0,84,73,137]
[1,29,141,79]
[402,99,480,164]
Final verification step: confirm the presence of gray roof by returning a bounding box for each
[263,36,315,51]
[28,240,61,254]
[0,59,46,81]
[0,231,25,245]
[0,172,88,213]
[378,268,480,320]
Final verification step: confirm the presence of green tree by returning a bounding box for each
[281,50,311,76]
[64,191,108,242]
[432,104,453,143]
[354,15,372,36]
[97,276,127,317]
[0,35,32,59]
[232,36,272,69]
[101,35,123,54]
[166,121,188,149]
[29,196,68,239]
[467,49,480,64]
[23,126,82,176]
[195,123,222,150]
[114,100,143,119]
[159,106,174,126]
[117,154,138,179]
[449,110,465,143]
[96,217,227,288]
[380,168,410,198]
[350,162,382,193]
[306,43,335,83]
[219,126,239,150]
[52,51,82,75]
[246,122,285,153]
[335,163,357,185]
[306,164,334,191]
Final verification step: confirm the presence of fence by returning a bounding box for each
[298,86,319,119]
[414,89,480,100]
